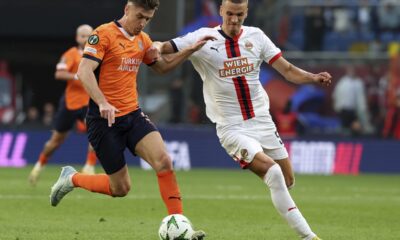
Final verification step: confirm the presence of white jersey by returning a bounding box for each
[171,25,282,125]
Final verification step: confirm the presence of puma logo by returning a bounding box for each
[210,46,219,53]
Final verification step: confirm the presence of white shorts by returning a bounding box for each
[216,116,289,168]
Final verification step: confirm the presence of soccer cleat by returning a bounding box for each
[312,237,322,240]
[28,162,43,186]
[49,166,77,207]
[191,230,206,240]
[81,164,95,175]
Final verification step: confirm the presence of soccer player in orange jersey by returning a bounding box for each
[49,1,213,239]
[29,24,98,186]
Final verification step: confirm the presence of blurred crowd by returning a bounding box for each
[21,103,55,129]
[279,0,400,52]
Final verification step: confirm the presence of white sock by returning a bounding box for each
[33,161,43,171]
[264,164,316,239]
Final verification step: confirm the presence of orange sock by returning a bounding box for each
[85,150,97,166]
[38,153,49,165]
[72,173,112,196]
[157,170,183,214]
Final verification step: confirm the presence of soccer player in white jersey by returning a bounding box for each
[154,0,332,239]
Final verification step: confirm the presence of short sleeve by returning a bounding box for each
[170,30,199,53]
[141,33,155,65]
[82,27,109,63]
[258,29,282,65]
[56,50,74,71]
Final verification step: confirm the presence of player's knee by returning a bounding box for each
[263,164,286,189]
[111,181,131,197]
[45,140,60,150]
[47,135,65,149]
[154,152,173,172]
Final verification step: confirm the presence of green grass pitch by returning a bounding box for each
[1,166,399,239]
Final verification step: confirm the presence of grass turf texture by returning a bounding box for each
[0,166,399,239]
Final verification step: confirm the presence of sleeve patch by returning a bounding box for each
[84,46,98,55]
[88,34,100,45]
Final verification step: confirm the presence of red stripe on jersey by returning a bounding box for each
[233,77,248,120]
[221,29,254,120]
[225,39,233,58]
[241,76,255,118]
[233,39,241,57]
[233,77,255,120]
[268,52,282,65]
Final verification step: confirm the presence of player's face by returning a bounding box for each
[76,28,93,48]
[124,3,155,36]
[220,1,248,37]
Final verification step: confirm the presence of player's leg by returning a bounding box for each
[129,111,205,239]
[29,97,76,185]
[29,130,69,185]
[218,124,318,240]
[73,164,130,197]
[261,130,295,189]
[123,111,182,214]
[50,164,130,207]
[49,116,130,206]
[248,153,319,240]
[274,157,295,189]
[134,131,182,215]
[72,116,131,197]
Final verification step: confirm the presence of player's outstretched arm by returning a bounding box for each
[272,57,332,86]
[77,58,119,127]
[149,36,216,74]
[55,69,76,81]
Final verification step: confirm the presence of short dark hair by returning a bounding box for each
[128,0,159,10]
[222,0,248,4]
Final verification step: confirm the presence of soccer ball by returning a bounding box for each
[158,214,194,240]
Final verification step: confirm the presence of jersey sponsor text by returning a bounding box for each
[219,57,254,78]
[117,57,142,72]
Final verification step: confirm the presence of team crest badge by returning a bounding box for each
[240,149,249,160]
[245,40,253,50]
[88,35,99,45]
[138,40,143,50]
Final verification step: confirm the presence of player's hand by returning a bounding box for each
[144,46,161,63]
[190,36,217,52]
[98,101,120,127]
[73,74,79,81]
[313,72,332,86]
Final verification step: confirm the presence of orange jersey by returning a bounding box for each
[56,47,90,110]
[82,21,154,117]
